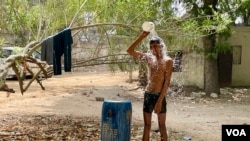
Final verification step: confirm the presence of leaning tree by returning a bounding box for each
[0,0,178,94]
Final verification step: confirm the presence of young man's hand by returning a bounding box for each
[140,31,150,38]
[154,101,162,114]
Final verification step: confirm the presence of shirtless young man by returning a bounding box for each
[127,31,173,141]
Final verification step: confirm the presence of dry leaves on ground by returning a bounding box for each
[0,115,184,141]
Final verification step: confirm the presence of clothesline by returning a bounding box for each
[29,23,136,53]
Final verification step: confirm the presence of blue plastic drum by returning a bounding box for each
[101,100,132,141]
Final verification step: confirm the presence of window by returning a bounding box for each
[173,51,183,72]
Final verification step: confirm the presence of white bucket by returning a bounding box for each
[142,22,155,32]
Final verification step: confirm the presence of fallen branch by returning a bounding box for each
[0,54,50,95]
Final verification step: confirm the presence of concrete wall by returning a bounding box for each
[171,50,205,89]
[171,26,250,88]
[228,26,250,86]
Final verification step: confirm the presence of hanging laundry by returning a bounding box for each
[41,36,54,65]
[53,28,73,75]
[63,28,73,72]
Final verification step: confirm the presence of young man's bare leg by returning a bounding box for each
[142,112,152,141]
[157,113,168,141]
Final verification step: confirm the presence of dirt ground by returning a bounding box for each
[0,70,250,141]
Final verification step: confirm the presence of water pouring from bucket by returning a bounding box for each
[141,22,184,94]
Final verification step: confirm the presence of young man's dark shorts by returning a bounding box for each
[143,91,167,113]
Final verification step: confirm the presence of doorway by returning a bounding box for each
[218,52,232,87]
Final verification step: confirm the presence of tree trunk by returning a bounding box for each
[203,36,220,95]
[203,0,220,95]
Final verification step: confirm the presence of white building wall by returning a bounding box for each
[228,26,250,86]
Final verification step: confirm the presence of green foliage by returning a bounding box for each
[215,42,233,54]
[1,0,82,44]
[173,0,245,59]
[206,41,232,59]
[0,0,173,46]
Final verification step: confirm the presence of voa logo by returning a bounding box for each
[226,129,246,136]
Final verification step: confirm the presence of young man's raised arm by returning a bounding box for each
[127,31,150,59]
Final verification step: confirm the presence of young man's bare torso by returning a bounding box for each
[146,55,172,94]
